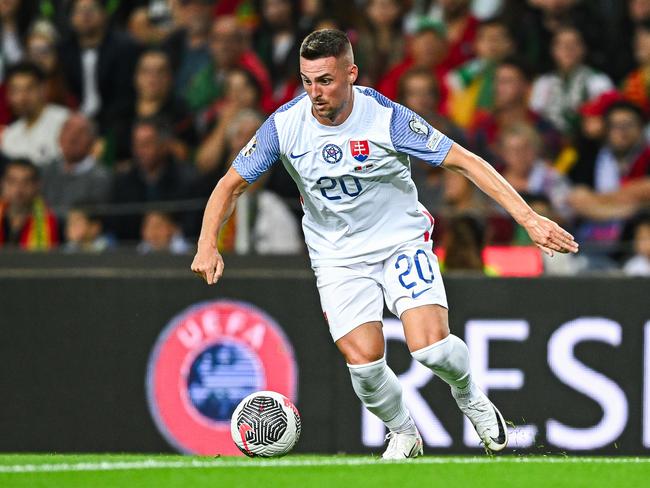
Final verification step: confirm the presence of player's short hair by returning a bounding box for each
[5,61,46,84]
[300,29,353,61]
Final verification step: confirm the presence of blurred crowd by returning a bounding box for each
[0,0,649,275]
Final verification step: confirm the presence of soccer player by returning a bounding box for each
[191,30,579,459]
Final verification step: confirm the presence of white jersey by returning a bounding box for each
[232,86,453,266]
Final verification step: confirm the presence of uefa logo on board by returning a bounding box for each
[146,300,298,455]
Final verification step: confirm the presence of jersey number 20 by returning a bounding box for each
[317,175,362,200]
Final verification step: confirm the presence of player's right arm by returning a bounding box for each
[191,113,281,284]
[191,167,249,285]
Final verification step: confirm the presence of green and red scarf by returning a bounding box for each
[0,197,59,250]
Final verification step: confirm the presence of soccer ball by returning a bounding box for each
[230,390,301,457]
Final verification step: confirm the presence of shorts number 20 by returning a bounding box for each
[395,249,435,290]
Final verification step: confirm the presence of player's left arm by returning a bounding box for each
[442,143,579,256]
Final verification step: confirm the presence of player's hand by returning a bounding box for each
[191,244,224,285]
[522,212,579,257]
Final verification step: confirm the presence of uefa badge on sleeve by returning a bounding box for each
[408,117,429,137]
[241,135,257,157]
[146,300,298,455]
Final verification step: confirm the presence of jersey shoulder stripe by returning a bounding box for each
[232,93,308,183]
[358,86,453,167]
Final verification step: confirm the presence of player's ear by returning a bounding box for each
[349,64,358,84]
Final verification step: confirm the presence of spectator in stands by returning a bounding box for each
[111,117,197,240]
[398,67,465,214]
[622,212,650,275]
[529,26,613,135]
[42,113,111,215]
[127,49,197,162]
[438,162,512,245]
[436,0,479,70]
[254,0,303,109]
[355,0,406,87]
[0,158,59,250]
[568,101,650,222]
[621,20,650,115]
[1,62,70,167]
[442,169,492,216]
[498,124,572,220]
[137,210,190,254]
[0,0,37,78]
[58,0,139,136]
[606,0,650,83]
[63,206,112,253]
[586,101,649,196]
[128,0,176,45]
[567,101,649,259]
[191,108,264,238]
[399,67,466,145]
[403,0,501,33]
[195,71,263,174]
[505,0,605,76]
[184,15,272,114]
[469,57,561,163]
[446,18,514,128]
[440,213,486,274]
[557,90,623,186]
[26,20,77,109]
[298,0,327,31]
[377,20,451,106]
[164,0,213,100]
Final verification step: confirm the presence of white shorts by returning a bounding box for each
[313,240,448,342]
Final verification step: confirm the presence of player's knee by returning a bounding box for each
[338,337,384,365]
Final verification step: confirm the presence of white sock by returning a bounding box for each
[411,335,472,396]
[348,357,414,432]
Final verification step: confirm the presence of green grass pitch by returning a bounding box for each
[1,454,648,488]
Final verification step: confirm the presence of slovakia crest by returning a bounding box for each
[350,140,370,162]
[146,300,297,455]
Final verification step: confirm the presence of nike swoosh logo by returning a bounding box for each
[290,150,310,159]
[411,287,432,299]
[490,407,507,445]
[238,423,254,456]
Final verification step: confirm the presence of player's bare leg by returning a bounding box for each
[402,304,508,452]
[337,322,423,459]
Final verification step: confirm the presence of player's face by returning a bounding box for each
[300,55,358,125]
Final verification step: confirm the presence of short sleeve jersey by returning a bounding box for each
[233,86,453,266]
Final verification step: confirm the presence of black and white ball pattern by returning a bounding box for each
[230,391,301,457]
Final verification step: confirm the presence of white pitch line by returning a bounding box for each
[1,457,650,474]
